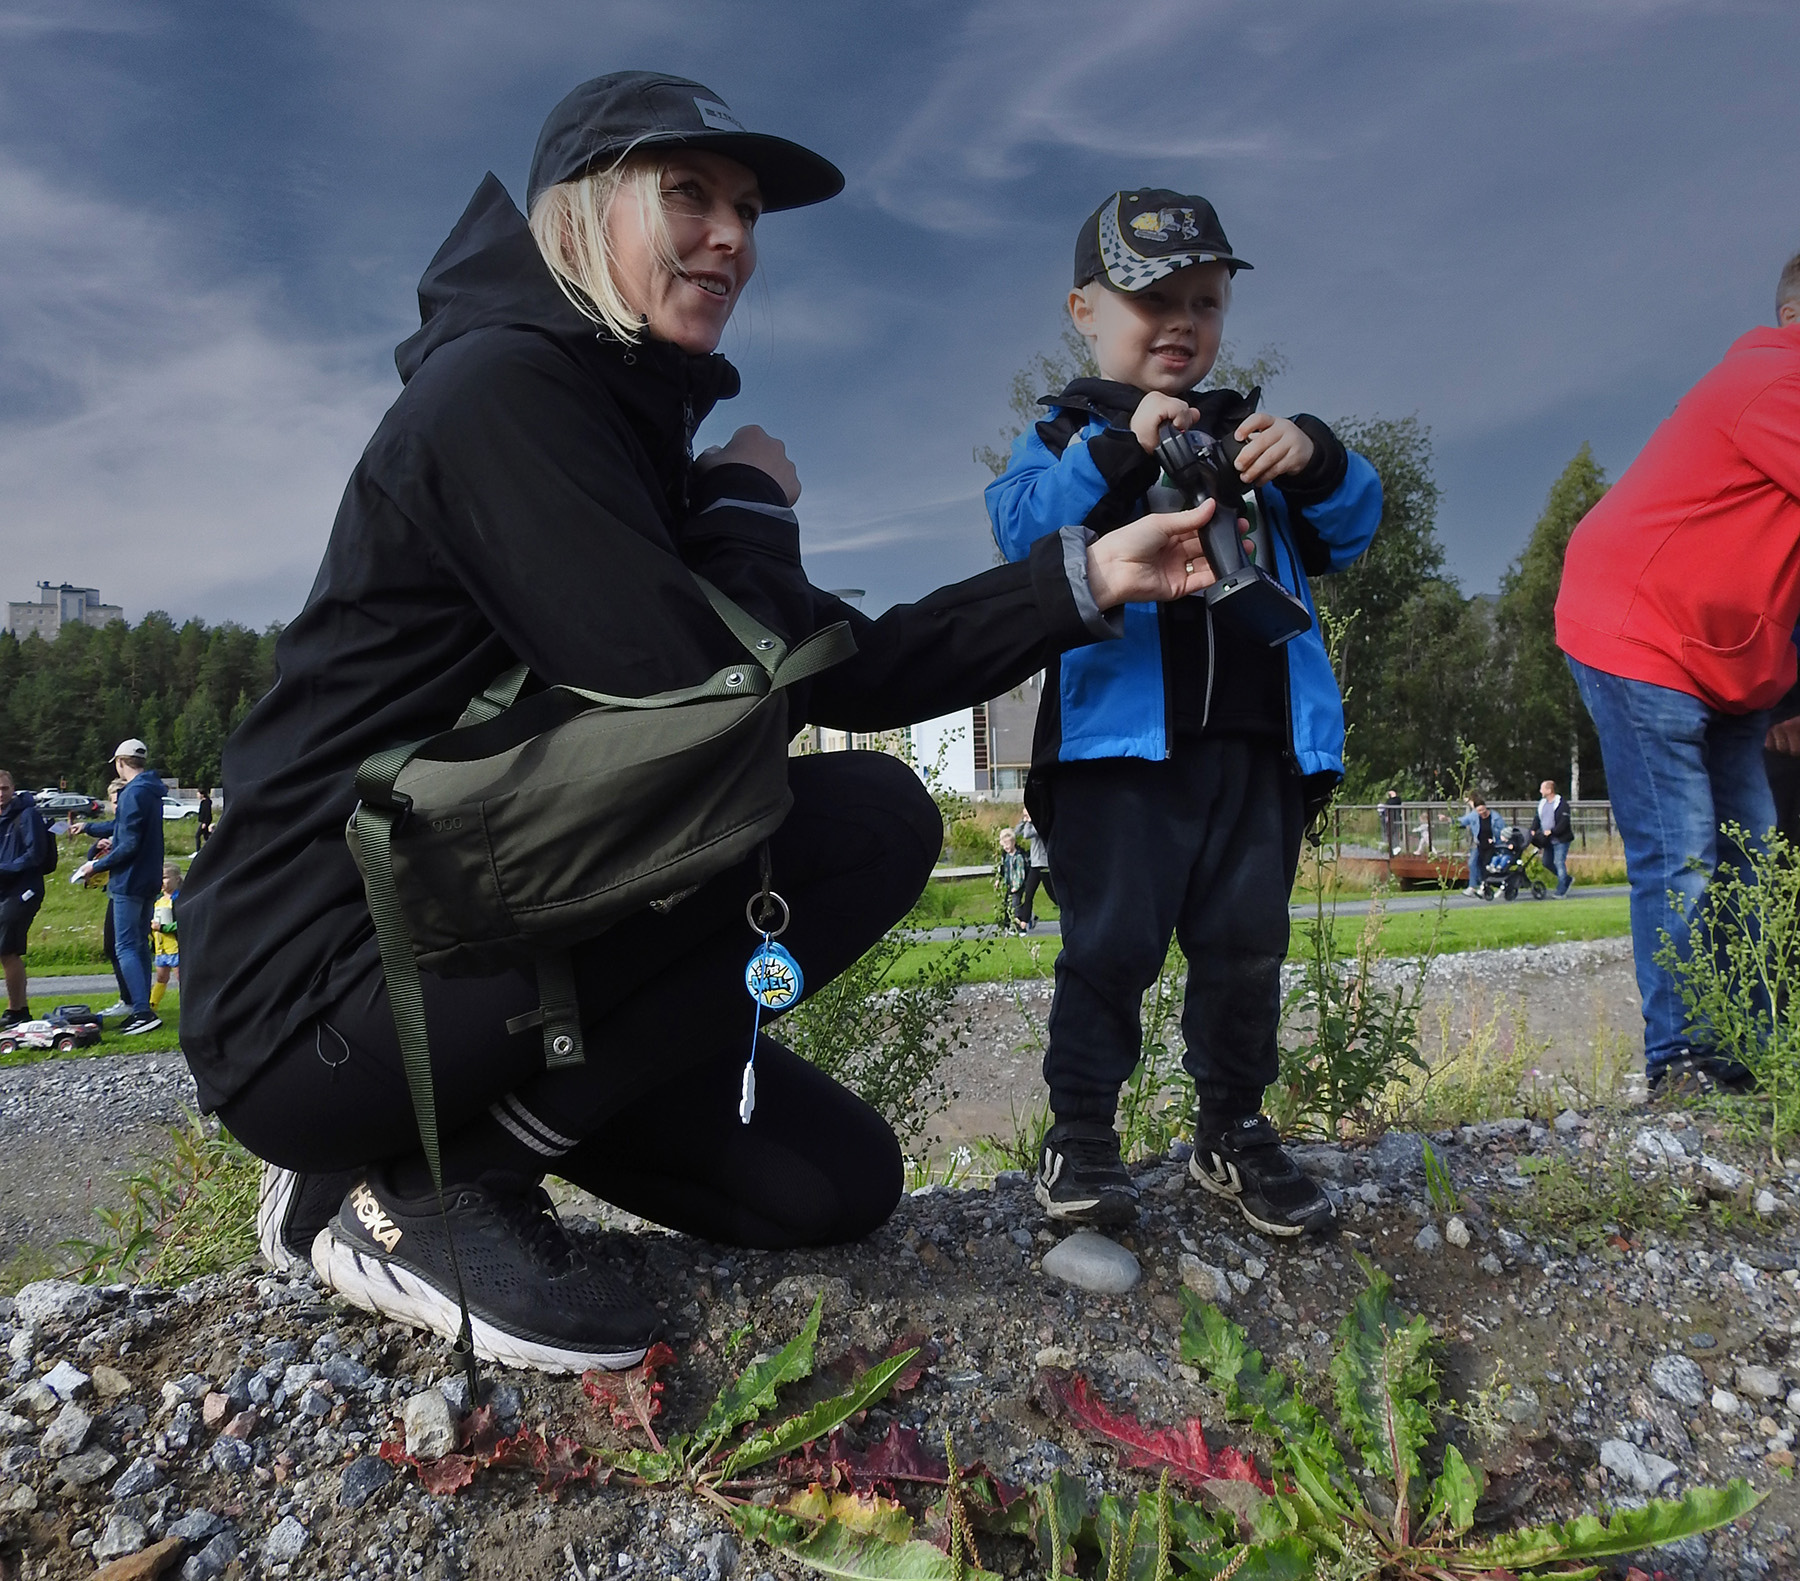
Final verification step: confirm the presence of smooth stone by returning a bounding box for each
[1242,1256,1267,1281]
[93,1507,150,1562]
[337,1453,394,1510]
[43,1360,90,1401]
[1178,1255,1232,1305]
[1757,1189,1780,1217]
[1600,1438,1678,1494]
[41,1401,93,1457]
[12,1280,102,1329]
[1041,1232,1141,1295]
[1738,1365,1784,1401]
[262,1515,308,1564]
[1787,1389,1800,1418]
[402,1389,458,1461]
[111,1455,163,1499]
[1651,1354,1709,1409]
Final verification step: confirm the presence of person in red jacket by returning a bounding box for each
[1556,252,1800,1096]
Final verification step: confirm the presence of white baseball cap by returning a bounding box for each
[113,738,148,759]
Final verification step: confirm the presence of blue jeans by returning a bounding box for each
[1547,840,1573,896]
[111,893,154,1014]
[1567,657,1774,1071]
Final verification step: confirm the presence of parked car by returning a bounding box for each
[162,797,197,821]
[31,790,102,818]
[0,1016,102,1055]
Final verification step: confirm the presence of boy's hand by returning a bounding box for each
[694,424,802,505]
[1233,413,1314,484]
[1129,393,1200,456]
[1088,502,1223,608]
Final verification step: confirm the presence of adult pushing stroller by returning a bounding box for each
[1476,824,1550,902]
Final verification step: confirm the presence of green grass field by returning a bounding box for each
[21,823,200,972]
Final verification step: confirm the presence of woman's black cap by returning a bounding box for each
[528,72,845,214]
[1074,189,1252,292]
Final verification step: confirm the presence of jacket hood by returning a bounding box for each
[1044,378,1259,439]
[0,791,34,824]
[395,174,740,452]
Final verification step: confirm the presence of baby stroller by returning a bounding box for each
[1477,825,1550,902]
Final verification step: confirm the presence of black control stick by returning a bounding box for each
[1152,422,1312,648]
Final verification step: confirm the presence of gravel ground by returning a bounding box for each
[1,1110,1798,1580]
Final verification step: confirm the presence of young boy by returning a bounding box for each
[987,189,1382,1236]
[150,861,180,1012]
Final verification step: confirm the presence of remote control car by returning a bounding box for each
[44,1004,104,1031]
[0,1017,103,1055]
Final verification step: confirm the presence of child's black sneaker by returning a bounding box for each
[0,1007,29,1028]
[1649,1051,1756,1098]
[256,1164,358,1278]
[118,1010,161,1035]
[1190,1115,1336,1238]
[312,1170,660,1374]
[1035,1120,1140,1227]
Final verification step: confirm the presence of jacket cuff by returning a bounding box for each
[1085,427,1161,500]
[690,462,790,514]
[1027,526,1124,644]
[1274,415,1349,508]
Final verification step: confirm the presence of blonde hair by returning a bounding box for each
[529,155,682,343]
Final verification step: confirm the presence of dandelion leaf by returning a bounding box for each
[783,1486,914,1544]
[1328,1264,1436,1490]
[1421,1442,1481,1538]
[719,1348,918,1479]
[1461,1479,1761,1568]
[776,1517,1002,1579]
[696,1291,824,1454]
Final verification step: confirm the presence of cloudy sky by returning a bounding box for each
[3,0,1797,627]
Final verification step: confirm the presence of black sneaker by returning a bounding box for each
[118,1010,162,1035]
[257,1164,358,1278]
[1190,1115,1336,1238]
[1649,1052,1756,1098]
[0,1007,29,1029]
[311,1171,660,1373]
[1035,1120,1140,1227]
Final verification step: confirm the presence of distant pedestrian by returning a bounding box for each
[1015,814,1056,929]
[0,769,56,1027]
[87,780,132,1015]
[1380,788,1404,855]
[150,861,181,1013]
[1529,779,1575,897]
[71,739,167,1035]
[1462,798,1500,895]
[195,787,214,850]
[1412,811,1432,856]
[995,827,1028,933]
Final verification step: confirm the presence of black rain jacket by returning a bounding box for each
[177,174,1102,1110]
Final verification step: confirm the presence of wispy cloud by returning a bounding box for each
[0,157,393,627]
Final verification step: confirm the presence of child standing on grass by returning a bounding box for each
[150,862,179,1014]
[987,188,1382,1236]
[995,827,1029,934]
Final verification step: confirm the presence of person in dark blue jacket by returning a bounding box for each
[0,771,54,1026]
[988,189,1382,1238]
[72,739,167,1034]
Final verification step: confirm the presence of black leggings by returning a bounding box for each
[220,752,939,1249]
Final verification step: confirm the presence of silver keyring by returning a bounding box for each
[746,889,790,937]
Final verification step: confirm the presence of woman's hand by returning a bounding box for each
[693,424,801,505]
[1087,502,1223,610]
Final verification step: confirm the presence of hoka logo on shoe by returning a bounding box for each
[350,1184,402,1252]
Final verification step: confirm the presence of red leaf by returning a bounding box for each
[376,1409,599,1498]
[819,1335,941,1397]
[582,1342,677,1438]
[1032,1371,1271,1493]
[415,1453,480,1496]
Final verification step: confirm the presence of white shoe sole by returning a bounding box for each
[255,1165,314,1278]
[311,1225,649,1375]
[1033,1176,1139,1226]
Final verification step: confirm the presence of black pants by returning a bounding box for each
[1019,865,1055,925]
[220,752,938,1249]
[1041,737,1303,1124]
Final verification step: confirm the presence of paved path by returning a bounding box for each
[911,883,1632,941]
[24,973,120,998]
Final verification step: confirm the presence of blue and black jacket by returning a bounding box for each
[986,380,1381,805]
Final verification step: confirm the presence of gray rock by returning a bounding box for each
[55,1445,117,1487]
[280,1362,320,1394]
[437,1375,522,1422]
[0,1483,36,1516]
[1651,1533,1710,1570]
[12,1280,102,1329]
[1178,1255,1232,1305]
[1553,1109,1583,1133]
[262,1514,308,1564]
[167,1509,225,1541]
[1756,1189,1780,1217]
[43,1360,90,1401]
[162,1401,196,1451]
[92,1507,149,1562]
[1479,1253,1504,1276]
[1414,1224,1443,1255]
[161,1373,209,1408]
[1445,1217,1471,1249]
[1699,1155,1745,1190]
[402,1389,458,1461]
[1788,1389,1800,1418]
[207,1436,253,1475]
[1041,1232,1141,1294]
[0,1411,30,1440]
[1106,1348,1166,1386]
[40,1401,92,1458]
[298,1385,332,1419]
[1600,1438,1678,1493]
[1651,1354,1709,1409]
[697,1531,740,1581]
[182,1531,238,1581]
[321,1354,371,1392]
[1368,1131,1425,1178]
[1737,1364,1784,1401]
[1501,1385,1543,1433]
[1635,1128,1687,1161]
[768,1274,854,1314]
[5,1379,56,1417]
[1712,1386,1742,1417]
[337,1453,394,1510]
[110,1454,162,1498]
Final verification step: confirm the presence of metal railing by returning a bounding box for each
[1329,801,1619,862]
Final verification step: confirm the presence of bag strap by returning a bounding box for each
[456,664,529,728]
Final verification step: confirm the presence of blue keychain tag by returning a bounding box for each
[740,891,801,1125]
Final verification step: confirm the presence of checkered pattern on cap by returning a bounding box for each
[1097,197,1221,292]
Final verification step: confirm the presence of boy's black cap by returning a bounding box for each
[1074,189,1251,292]
[528,72,845,214]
